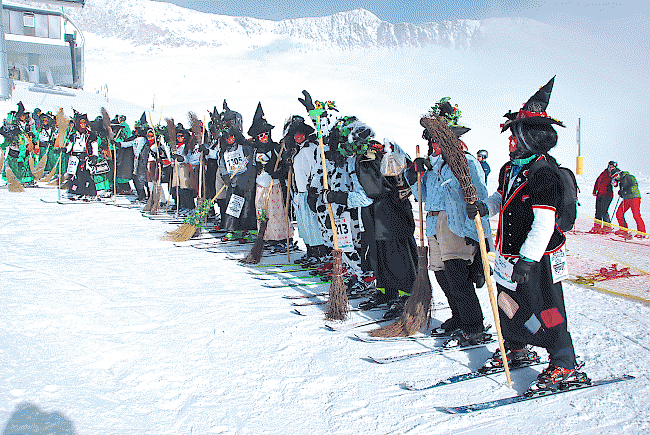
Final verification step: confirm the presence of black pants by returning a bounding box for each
[595,195,613,223]
[442,258,484,334]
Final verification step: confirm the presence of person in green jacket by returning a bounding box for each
[612,168,646,238]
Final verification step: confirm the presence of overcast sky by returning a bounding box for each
[153,0,647,23]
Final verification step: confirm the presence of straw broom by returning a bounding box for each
[2,148,25,192]
[161,160,246,242]
[42,109,68,183]
[420,114,512,388]
[165,118,182,219]
[188,111,205,209]
[143,112,162,214]
[310,108,349,321]
[240,141,286,264]
[101,107,117,200]
[370,145,432,337]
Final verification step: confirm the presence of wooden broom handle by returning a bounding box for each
[316,122,340,250]
[416,145,425,247]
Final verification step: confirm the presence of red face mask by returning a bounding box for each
[509,135,518,153]
[226,135,235,145]
[147,132,155,145]
[257,131,269,144]
[431,141,441,156]
[293,131,305,144]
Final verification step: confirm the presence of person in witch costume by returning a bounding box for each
[65,113,99,199]
[1,102,36,186]
[171,123,200,213]
[202,106,223,225]
[286,115,330,265]
[37,112,59,174]
[248,102,293,247]
[218,100,258,242]
[307,115,370,285]
[88,116,112,197]
[355,137,418,320]
[131,113,152,202]
[111,115,134,195]
[468,77,589,393]
[408,97,491,341]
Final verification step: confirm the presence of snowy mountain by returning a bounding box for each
[60,0,486,50]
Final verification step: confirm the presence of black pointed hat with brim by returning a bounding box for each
[500,76,565,133]
[247,102,274,138]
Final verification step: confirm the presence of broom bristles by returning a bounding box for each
[240,218,268,264]
[34,153,47,180]
[325,249,349,321]
[161,222,197,242]
[369,246,432,337]
[5,166,25,192]
[149,183,162,215]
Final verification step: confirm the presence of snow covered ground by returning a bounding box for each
[1,172,649,434]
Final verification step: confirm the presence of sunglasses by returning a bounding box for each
[257,132,269,139]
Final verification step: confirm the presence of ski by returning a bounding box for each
[368,337,496,364]
[291,293,368,306]
[282,291,330,299]
[252,273,320,281]
[400,359,547,391]
[438,375,635,414]
[249,268,314,276]
[40,198,106,205]
[324,317,392,332]
[264,280,326,288]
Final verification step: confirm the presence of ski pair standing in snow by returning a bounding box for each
[467,77,589,393]
[409,97,491,342]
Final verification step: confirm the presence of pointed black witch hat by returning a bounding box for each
[501,76,565,132]
[247,102,274,138]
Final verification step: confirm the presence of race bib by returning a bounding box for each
[550,245,569,283]
[493,252,517,291]
[335,212,354,251]
[66,156,79,175]
[224,146,246,175]
[226,194,245,218]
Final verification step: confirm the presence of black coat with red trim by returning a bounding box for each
[496,155,565,258]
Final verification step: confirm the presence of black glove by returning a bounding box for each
[466,201,488,219]
[511,258,537,285]
[397,186,411,200]
[307,187,319,213]
[413,157,432,172]
[298,90,315,112]
[199,144,210,156]
[90,155,98,165]
[322,189,348,205]
[172,154,185,163]
[618,190,623,197]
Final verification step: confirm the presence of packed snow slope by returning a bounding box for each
[1,172,650,434]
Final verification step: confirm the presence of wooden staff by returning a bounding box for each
[421,114,512,388]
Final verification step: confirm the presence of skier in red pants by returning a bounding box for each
[612,168,646,238]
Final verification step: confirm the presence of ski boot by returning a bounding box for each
[222,230,243,242]
[478,346,540,374]
[443,328,492,349]
[358,289,395,311]
[346,275,376,297]
[525,362,590,396]
[383,297,407,320]
[431,318,461,337]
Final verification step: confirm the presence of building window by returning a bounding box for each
[23,12,35,36]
